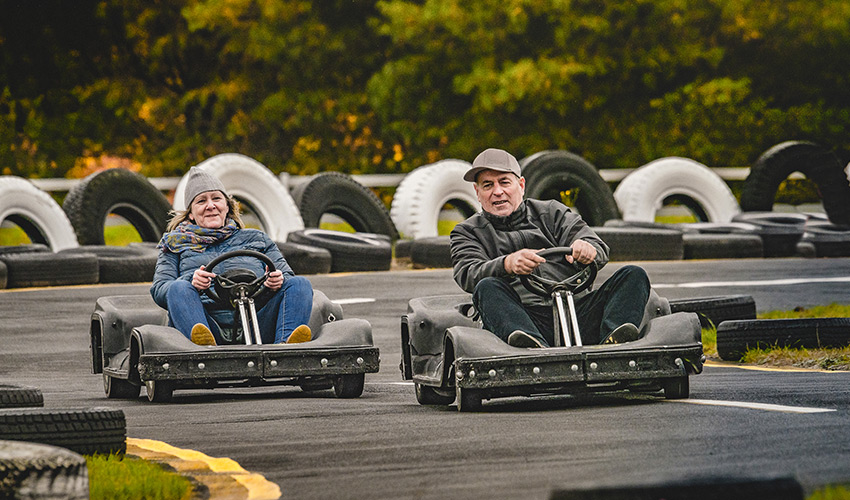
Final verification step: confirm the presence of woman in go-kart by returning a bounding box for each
[151,167,313,346]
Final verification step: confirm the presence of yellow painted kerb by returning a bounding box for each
[127,437,281,500]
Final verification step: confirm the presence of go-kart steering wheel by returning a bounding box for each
[203,249,276,308]
[519,246,597,297]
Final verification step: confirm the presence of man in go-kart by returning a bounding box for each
[450,148,650,348]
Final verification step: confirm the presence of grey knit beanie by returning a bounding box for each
[184,166,227,207]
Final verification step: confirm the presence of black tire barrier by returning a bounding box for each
[521,150,620,227]
[741,141,850,225]
[58,245,159,283]
[0,385,44,408]
[62,168,172,245]
[549,476,804,500]
[613,157,740,223]
[394,239,413,259]
[603,219,682,232]
[669,295,756,329]
[275,241,333,275]
[410,236,453,269]
[0,407,126,456]
[0,252,99,288]
[591,227,684,261]
[0,176,79,251]
[0,244,51,255]
[799,221,850,257]
[0,261,5,290]
[717,317,850,361]
[730,212,806,257]
[292,172,399,240]
[0,440,89,499]
[682,233,764,259]
[287,229,392,273]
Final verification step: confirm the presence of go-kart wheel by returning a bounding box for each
[456,386,482,412]
[662,376,689,399]
[415,383,455,406]
[519,246,597,297]
[300,378,333,393]
[333,373,365,399]
[104,374,140,399]
[145,380,174,403]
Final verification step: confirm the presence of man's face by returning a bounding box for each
[474,169,525,217]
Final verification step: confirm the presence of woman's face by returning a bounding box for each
[189,191,229,228]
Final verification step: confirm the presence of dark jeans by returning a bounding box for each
[472,265,650,346]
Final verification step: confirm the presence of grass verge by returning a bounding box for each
[88,454,193,500]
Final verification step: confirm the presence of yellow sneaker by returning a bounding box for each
[190,323,217,346]
[285,325,312,344]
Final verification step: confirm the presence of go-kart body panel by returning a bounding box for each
[91,290,379,393]
[402,291,703,404]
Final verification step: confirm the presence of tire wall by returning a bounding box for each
[0,176,79,251]
[390,160,480,239]
[614,157,740,223]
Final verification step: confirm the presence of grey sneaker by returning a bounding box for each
[507,330,546,348]
[602,323,640,345]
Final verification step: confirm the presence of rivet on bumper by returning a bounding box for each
[628,360,636,368]
[468,370,476,379]
[589,362,598,371]
[270,360,278,367]
[533,366,541,375]
[356,357,364,365]
[571,364,579,372]
[197,362,205,370]
[247,361,255,368]
[321,358,329,367]
[162,363,170,370]
[675,358,683,368]
[488,369,497,378]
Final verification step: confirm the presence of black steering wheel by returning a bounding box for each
[519,246,597,297]
[203,249,276,309]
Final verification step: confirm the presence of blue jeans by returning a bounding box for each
[472,265,650,346]
[166,276,314,344]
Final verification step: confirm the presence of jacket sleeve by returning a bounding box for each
[449,222,509,294]
[150,249,186,309]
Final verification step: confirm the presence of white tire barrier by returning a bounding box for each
[390,159,480,239]
[173,153,304,241]
[614,157,740,223]
[0,176,78,251]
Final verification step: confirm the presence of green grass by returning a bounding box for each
[87,454,193,500]
[1,224,143,246]
[809,485,850,500]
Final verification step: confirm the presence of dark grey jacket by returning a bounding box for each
[449,199,609,306]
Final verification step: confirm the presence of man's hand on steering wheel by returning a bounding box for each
[504,248,546,275]
[566,239,596,265]
[264,266,284,291]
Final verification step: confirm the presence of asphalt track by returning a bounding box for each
[2,257,850,499]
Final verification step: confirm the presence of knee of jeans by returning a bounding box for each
[170,279,196,295]
[285,275,313,294]
[620,265,649,284]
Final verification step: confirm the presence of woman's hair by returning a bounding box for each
[165,194,245,231]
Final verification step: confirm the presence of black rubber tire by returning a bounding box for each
[716,317,850,361]
[0,440,89,499]
[394,239,413,259]
[299,378,334,392]
[668,295,756,329]
[333,373,365,398]
[455,386,483,412]
[0,176,79,251]
[292,172,399,240]
[58,245,158,283]
[275,241,333,275]
[549,476,805,500]
[591,227,684,261]
[0,385,44,408]
[741,141,850,225]
[287,229,392,273]
[0,260,5,290]
[682,233,764,259]
[410,236,453,269]
[145,380,174,403]
[521,150,620,226]
[62,168,172,245]
[0,252,99,288]
[0,407,126,456]
[661,376,689,399]
[800,222,850,257]
[730,212,806,258]
[415,383,455,406]
[0,244,51,255]
[103,374,141,400]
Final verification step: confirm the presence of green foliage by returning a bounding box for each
[2,0,850,178]
[87,454,192,500]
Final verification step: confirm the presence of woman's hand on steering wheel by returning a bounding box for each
[192,265,216,291]
[567,240,597,265]
[264,267,284,291]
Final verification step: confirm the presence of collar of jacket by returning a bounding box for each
[481,200,528,230]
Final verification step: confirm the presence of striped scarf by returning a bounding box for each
[157,219,239,253]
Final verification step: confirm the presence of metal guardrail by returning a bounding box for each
[28,168,765,192]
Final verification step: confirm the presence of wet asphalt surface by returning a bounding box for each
[2,257,850,499]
